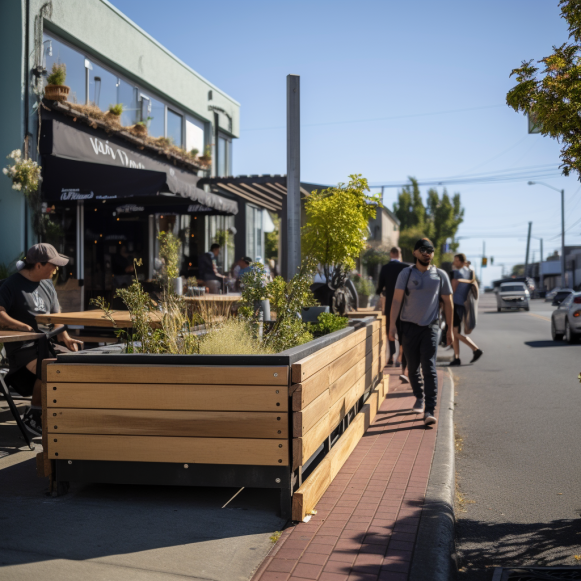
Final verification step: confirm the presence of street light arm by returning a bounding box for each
[528,181,561,193]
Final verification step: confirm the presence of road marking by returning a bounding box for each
[527,313,551,322]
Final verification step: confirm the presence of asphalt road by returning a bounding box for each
[453,293,581,580]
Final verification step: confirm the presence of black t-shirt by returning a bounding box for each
[0,273,60,360]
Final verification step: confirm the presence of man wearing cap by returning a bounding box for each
[0,243,83,436]
[388,238,454,426]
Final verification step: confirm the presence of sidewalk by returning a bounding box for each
[252,368,444,581]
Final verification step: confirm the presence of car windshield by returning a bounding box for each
[555,291,572,299]
[501,285,525,292]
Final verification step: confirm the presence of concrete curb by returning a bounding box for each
[409,367,457,581]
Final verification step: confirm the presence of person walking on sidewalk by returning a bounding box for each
[376,247,408,367]
[388,238,454,426]
[449,253,483,367]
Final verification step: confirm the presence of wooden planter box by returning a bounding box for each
[39,315,386,519]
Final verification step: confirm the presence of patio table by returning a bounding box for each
[0,329,46,343]
[35,310,162,329]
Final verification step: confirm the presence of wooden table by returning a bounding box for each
[35,310,162,329]
[0,330,45,343]
[183,294,241,317]
[183,294,241,304]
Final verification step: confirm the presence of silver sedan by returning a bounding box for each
[551,291,581,343]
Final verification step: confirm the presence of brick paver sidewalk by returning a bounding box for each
[252,368,444,581]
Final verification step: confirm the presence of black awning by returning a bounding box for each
[40,115,237,215]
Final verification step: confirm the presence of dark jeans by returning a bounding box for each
[401,321,439,413]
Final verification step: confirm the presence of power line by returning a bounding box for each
[241,103,505,132]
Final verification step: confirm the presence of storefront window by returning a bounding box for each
[118,79,138,126]
[141,94,165,138]
[217,134,231,177]
[246,205,263,262]
[167,109,183,147]
[43,34,86,104]
[186,117,205,156]
[88,61,117,110]
[205,214,235,274]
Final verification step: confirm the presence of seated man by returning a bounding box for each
[198,243,225,283]
[0,243,83,436]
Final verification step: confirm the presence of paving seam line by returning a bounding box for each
[408,367,457,581]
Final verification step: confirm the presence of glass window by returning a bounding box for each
[88,61,117,111]
[140,94,165,138]
[246,205,263,262]
[217,134,231,177]
[43,34,86,104]
[118,79,138,126]
[167,109,183,147]
[186,117,205,156]
[205,214,235,274]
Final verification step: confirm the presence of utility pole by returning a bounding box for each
[524,221,532,278]
[284,74,301,280]
[561,188,566,287]
[481,240,486,281]
[539,238,545,290]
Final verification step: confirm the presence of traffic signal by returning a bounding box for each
[481,257,488,267]
[490,257,494,265]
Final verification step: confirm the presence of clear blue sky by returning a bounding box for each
[112,0,581,285]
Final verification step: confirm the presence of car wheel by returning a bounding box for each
[565,320,579,344]
[524,306,530,311]
[552,319,564,341]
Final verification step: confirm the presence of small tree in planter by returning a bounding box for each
[44,63,69,101]
[302,175,381,315]
[157,231,182,295]
[105,103,123,126]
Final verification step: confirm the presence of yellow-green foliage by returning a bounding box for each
[302,175,381,272]
[199,318,272,355]
[158,231,181,283]
[108,103,123,116]
[47,62,66,85]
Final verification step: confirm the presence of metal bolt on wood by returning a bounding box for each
[275,478,281,483]
[184,464,189,469]
[68,460,72,465]
[274,373,278,377]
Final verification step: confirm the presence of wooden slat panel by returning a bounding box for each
[47,384,287,412]
[48,409,287,439]
[292,412,330,469]
[48,435,289,466]
[47,364,288,385]
[292,389,330,437]
[292,387,380,520]
[291,329,378,410]
[291,321,379,383]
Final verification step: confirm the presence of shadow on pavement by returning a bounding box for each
[524,340,579,348]
[0,424,286,580]
[456,517,581,581]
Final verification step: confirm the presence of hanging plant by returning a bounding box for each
[3,149,60,240]
[44,63,70,102]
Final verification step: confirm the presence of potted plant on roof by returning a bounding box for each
[198,145,212,167]
[130,116,151,138]
[104,103,123,127]
[44,63,69,102]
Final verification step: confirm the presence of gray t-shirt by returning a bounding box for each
[453,266,473,306]
[395,265,452,326]
[0,273,60,359]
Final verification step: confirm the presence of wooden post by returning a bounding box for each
[285,74,301,280]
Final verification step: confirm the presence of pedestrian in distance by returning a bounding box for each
[376,247,408,367]
[449,253,483,366]
[388,238,454,426]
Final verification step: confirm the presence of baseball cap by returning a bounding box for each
[25,243,69,266]
[414,238,435,251]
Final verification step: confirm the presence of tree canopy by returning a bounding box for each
[302,174,381,279]
[393,177,464,263]
[506,0,581,178]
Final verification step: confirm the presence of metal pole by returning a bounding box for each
[285,74,301,280]
[561,189,566,287]
[524,221,532,278]
[539,238,544,291]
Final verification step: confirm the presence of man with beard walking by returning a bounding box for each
[388,238,454,426]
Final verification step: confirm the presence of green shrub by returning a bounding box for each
[352,274,375,296]
[47,63,66,86]
[199,319,272,355]
[108,103,123,116]
[310,312,348,337]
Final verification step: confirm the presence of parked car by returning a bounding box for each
[551,292,581,343]
[545,287,573,302]
[496,282,530,312]
[551,289,574,306]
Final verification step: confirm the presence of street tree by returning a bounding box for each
[507,0,581,178]
[302,174,381,313]
[393,178,464,263]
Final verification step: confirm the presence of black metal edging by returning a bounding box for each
[55,317,377,366]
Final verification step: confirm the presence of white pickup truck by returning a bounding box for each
[496,282,530,312]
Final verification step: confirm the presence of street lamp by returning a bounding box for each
[527,181,566,287]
